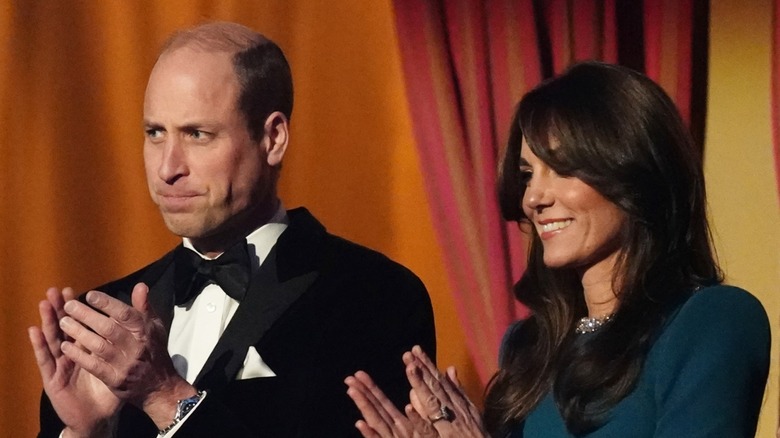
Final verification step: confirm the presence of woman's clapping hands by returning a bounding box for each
[346,346,488,438]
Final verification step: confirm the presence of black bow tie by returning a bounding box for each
[174,241,252,305]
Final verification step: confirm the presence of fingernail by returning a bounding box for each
[86,291,100,305]
[63,300,76,313]
[59,317,69,328]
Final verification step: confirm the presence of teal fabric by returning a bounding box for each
[510,285,770,437]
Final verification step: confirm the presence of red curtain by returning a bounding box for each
[393,0,708,384]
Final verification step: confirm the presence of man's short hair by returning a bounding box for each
[161,21,293,141]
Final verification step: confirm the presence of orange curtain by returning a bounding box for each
[392,0,709,385]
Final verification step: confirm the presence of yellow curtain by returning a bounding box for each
[0,1,476,434]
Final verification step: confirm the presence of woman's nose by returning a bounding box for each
[523,175,553,212]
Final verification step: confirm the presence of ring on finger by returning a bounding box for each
[428,405,454,423]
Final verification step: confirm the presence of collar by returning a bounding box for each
[182,203,289,270]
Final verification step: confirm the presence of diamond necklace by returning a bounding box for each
[575,314,614,334]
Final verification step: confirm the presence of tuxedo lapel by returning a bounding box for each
[146,255,177,331]
[93,248,178,331]
[193,208,326,390]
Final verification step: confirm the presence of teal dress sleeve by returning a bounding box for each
[648,285,770,437]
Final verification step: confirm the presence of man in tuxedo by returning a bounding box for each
[28,21,435,437]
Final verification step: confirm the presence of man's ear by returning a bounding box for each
[262,111,289,166]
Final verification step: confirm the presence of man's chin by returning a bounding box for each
[161,216,212,240]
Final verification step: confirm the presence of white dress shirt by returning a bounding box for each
[163,205,288,435]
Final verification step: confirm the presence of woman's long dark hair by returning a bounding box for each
[484,62,722,436]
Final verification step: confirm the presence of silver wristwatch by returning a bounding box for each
[175,391,203,420]
[158,390,206,436]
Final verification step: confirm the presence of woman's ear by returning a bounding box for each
[262,111,289,166]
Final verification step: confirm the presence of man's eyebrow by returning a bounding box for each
[142,121,220,131]
[179,123,211,131]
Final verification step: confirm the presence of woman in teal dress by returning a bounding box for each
[345,61,770,437]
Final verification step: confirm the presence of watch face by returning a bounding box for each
[176,392,203,420]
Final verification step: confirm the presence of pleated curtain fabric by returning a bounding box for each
[391,0,708,384]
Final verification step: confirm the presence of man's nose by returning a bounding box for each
[158,138,188,183]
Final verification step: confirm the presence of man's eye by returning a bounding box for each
[189,130,211,141]
[145,128,163,139]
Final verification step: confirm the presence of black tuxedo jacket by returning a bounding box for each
[39,208,436,437]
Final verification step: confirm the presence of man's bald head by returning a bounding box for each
[158,21,293,141]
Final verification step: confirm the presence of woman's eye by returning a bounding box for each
[519,170,532,185]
